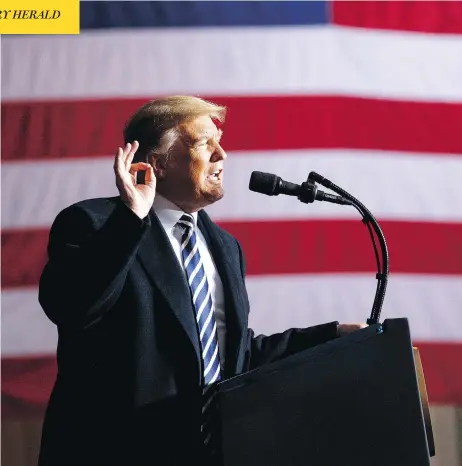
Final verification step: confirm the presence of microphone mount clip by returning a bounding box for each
[298,180,318,204]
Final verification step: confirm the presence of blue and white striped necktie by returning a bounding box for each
[177,213,222,449]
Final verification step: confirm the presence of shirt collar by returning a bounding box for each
[152,193,198,234]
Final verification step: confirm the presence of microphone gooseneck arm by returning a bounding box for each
[308,172,389,325]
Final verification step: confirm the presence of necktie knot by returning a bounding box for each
[177,214,195,232]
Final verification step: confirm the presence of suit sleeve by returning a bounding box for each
[39,201,150,330]
[235,239,339,370]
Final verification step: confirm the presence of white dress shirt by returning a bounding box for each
[152,194,226,366]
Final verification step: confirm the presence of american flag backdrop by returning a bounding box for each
[2,0,462,434]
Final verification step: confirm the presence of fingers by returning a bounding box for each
[144,164,156,188]
[128,162,151,174]
[114,141,141,179]
[114,146,127,182]
[114,146,124,168]
[129,163,156,188]
[124,141,139,169]
[338,323,369,336]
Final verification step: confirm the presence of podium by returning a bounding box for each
[217,318,435,466]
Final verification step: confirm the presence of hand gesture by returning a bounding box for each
[114,141,156,219]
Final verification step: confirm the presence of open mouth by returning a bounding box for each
[206,169,223,182]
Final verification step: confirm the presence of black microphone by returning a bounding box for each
[249,171,352,206]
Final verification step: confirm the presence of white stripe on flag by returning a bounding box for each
[2,27,462,102]
[3,150,462,229]
[246,274,462,342]
[3,274,462,355]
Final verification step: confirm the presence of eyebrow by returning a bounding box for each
[193,129,224,145]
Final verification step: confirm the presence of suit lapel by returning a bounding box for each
[137,210,201,369]
[198,211,248,377]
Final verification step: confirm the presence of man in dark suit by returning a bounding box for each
[38,96,365,466]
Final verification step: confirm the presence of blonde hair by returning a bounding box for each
[123,95,227,163]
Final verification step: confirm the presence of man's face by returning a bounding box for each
[156,115,227,212]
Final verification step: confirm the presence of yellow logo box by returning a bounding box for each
[0,0,79,34]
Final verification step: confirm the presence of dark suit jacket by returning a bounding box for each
[37,196,339,466]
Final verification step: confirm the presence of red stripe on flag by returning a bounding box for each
[417,342,462,405]
[3,220,462,289]
[2,96,461,162]
[2,229,49,289]
[333,1,462,35]
[1,355,56,419]
[228,219,462,276]
[2,341,462,419]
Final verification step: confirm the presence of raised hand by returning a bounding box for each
[114,141,156,219]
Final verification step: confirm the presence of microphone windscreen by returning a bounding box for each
[249,171,279,195]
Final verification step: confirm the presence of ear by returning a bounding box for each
[151,154,168,180]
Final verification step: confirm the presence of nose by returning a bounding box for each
[212,143,227,162]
